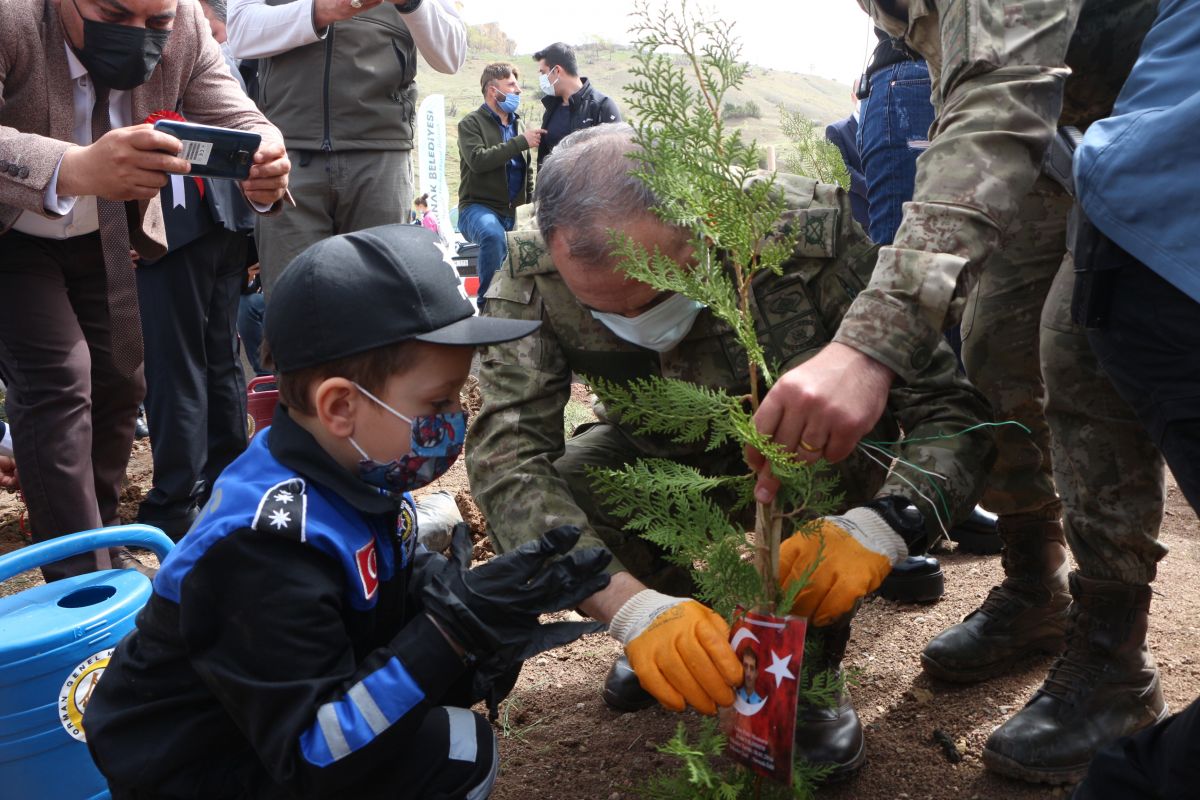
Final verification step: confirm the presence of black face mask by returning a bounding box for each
[68,0,171,91]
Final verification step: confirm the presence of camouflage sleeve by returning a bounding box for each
[465,269,614,568]
[834,0,1082,381]
[878,340,996,545]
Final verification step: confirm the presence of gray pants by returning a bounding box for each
[256,149,414,295]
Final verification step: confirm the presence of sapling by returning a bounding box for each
[582,2,849,796]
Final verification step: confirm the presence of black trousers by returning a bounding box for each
[1087,258,1200,514]
[1076,254,1200,798]
[135,226,249,531]
[1074,697,1200,800]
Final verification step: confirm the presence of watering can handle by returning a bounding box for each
[0,524,175,584]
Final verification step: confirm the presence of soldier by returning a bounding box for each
[751,0,1166,785]
[466,124,995,780]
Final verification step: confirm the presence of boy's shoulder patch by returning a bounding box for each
[252,478,308,542]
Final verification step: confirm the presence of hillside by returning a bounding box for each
[415,37,854,206]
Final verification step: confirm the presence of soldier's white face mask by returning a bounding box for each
[591,293,705,353]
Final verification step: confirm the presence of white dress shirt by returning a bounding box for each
[12,45,131,238]
[226,0,466,74]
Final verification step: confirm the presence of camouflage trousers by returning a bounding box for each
[961,176,1166,584]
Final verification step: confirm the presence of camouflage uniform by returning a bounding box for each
[844,0,1166,584]
[467,174,995,585]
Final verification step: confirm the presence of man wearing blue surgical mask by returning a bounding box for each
[467,124,997,781]
[533,42,622,168]
[457,62,546,309]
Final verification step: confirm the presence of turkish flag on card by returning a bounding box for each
[720,609,807,786]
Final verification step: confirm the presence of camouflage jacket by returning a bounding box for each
[467,174,995,566]
[840,0,1157,381]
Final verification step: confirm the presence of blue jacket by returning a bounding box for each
[1075,0,1200,302]
[84,409,471,799]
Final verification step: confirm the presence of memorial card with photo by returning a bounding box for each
[722,609,807,786]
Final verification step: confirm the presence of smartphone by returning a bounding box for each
[152,120,262,181]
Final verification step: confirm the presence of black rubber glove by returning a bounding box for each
[419,523,611,715]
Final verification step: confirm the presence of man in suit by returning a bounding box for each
[0,0,288,580]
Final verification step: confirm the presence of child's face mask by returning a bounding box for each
[348,382,466,494]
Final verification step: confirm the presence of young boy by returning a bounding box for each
[84,225,612,799]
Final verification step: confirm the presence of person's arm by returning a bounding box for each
[179,533,467,792]
[599,94,622,124]
[226,0,327,60]
[466,278,603,562]
[399,0,466,74]
[457,114,531,175]
[752,0,1075,489]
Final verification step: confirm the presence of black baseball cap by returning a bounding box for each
[265,224,540,372]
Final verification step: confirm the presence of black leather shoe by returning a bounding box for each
[134,406,150,440]
[795,621,866,781]
[602,655,657,712]
[109,547,157,579]
[949,506,1001,554]
[795,688,866,782]
[876,555,944,603]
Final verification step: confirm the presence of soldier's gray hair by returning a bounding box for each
[535,123,660,266]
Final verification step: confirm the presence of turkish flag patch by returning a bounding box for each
[355,540,379,600]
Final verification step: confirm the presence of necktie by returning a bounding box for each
[90,87,143,377]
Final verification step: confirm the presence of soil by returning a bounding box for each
[3,390,1198,800]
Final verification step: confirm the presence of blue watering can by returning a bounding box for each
[0,525,173,800]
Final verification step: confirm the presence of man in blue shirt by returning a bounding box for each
[1070,2,1200,795]
[457,63,544,308]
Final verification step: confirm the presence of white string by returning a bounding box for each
[855,443,949,540]
[859,440,949,483]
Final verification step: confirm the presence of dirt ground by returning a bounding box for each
[2,389,1198,800]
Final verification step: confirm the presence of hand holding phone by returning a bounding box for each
[152,120,262,181]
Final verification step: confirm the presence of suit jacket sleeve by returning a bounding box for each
[0,32,74,216]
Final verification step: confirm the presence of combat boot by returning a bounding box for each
[794,619,865,782]
[982,573,1167,784]
[921,514,1071,682]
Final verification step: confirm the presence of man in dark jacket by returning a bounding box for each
[457,63,541,308]
[533,42,622,167]
[227,0,466,294]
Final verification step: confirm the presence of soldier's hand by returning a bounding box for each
[748,342,894,502]
[58,125,190,202]
[780,508,903,625]
[608,591,742,714]
[522,128,546,148]
[313,0,383,28]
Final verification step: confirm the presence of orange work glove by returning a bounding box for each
[608,591,743,714]
[779,507,907,626]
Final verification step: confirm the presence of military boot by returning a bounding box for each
[794,619,865,782]
[982,573,1167,784]
[921,514,1071,682]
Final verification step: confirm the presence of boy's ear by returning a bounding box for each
[313,377,359,438]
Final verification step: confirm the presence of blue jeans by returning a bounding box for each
[457,203,515,308]
[238,291,268,376]
[856,60,935,246]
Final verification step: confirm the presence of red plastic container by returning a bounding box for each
[246,376,279,438]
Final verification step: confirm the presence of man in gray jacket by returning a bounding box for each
[228,0,466,292]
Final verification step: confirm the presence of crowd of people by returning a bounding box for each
[0,0,1196,798]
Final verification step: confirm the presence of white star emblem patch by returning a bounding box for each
[268,509,292,530]
[273,490,294,504]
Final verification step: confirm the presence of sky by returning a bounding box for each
[455,1,876,87]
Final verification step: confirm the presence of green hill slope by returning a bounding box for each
[414,37,854,206]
